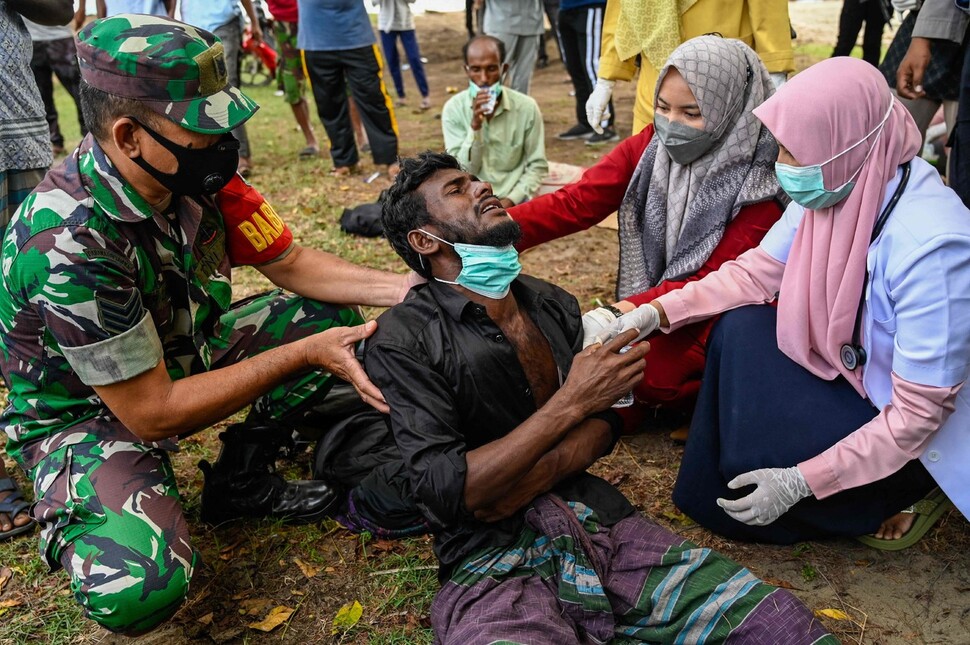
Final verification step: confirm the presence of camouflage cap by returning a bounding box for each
[76,13,259,134]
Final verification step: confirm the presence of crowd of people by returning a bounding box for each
[0,0,968,641]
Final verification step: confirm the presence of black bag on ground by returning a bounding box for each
[339,202,383,237]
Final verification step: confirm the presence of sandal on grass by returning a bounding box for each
[329,163,359,177]
[298,146,319,160]
[856,487,954,552]
[0,477,35,541]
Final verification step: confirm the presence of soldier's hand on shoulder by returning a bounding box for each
[304,321,389,414]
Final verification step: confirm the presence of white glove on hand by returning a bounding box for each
[595,303,660,345]
[769,72,787,90]
[581,307,619,348]
[717,466,812,526]
[586,79,615,134]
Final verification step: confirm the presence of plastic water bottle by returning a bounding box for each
[612,346,634,408]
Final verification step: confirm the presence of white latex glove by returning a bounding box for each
[769,72,787,90]
[581,307,619,348]
[586,79,615,134]
[716,466,812,526]
[595,303,660,345]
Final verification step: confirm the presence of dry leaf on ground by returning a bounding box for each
[0,566,12,595]
[249,605,295,632]
[815,608,851,621]
[294,558,320,578]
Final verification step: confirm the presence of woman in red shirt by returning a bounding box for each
[509,35,786,427]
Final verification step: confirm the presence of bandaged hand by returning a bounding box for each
[769,72,787,90]
[595,304,660,345]
[581,307,619,348]
[586,79,615,134]
[717,466,812,526]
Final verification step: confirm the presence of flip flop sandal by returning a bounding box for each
[298,146,319,160]
[0,477,35,541]
[856,487,954,551]
[329,164,359,177]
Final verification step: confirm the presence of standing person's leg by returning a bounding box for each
[30,441,196,633]
[47,36,87,138]
[832,0,866,58]
[29,41,62,153]
[496,33,539,94]
[342,45,399,170]
[575,4,615,142]
[557,7,593,136]
[860,0,888,66]
[896,94,943,141]
[398,30,430,107]
[672,305,936,543]
[214,19,252,175]
[949,41,970,207]
[304,49,360,170]
[379,30,406,102]
[465,0,475,38]
[275,20,318,156]
[544,0,562,63]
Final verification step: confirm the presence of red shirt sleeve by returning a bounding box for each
[510,125,656,251]
[215,175,294,267]
[625,199,784,306]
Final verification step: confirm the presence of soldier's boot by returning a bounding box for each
[198,422,339,525]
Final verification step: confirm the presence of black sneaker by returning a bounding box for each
[557,124,594,141]
[586,128,620,145]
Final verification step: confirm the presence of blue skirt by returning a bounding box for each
[673,305,935,543]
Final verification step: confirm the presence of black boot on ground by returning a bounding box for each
[198,422,340,525]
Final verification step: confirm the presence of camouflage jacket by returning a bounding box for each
[0,134,293,470]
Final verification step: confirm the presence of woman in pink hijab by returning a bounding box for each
[598,57,970,548]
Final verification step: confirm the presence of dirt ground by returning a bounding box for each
[4,3,968,644]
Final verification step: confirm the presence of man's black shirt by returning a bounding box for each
[364,276,633,575]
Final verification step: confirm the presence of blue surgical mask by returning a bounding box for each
[419,229,521,299]
[775,99,894,210]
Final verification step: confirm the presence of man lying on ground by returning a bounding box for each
[364,150,837,644]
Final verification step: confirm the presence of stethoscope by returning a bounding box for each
[840,161,912,371]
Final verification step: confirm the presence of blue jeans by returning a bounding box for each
[378,30,429,99]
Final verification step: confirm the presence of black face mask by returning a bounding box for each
[129,117,240,196]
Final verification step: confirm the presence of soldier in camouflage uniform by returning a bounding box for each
[0,14,416,634]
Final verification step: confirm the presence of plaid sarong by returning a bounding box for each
[432,495,837,644]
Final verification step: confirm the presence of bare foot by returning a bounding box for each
[872,511,915,540]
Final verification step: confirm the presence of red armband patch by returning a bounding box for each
[216,175,294,266]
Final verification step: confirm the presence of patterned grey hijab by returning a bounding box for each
[616,36,785,299]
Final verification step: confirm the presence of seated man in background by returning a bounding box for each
[366,151,837,644]
[442,35,548,208]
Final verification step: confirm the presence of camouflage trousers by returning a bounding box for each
[273,21,307,105]
[29,292,362,633]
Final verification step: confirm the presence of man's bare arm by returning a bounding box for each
[9,0,73,25]
[93,321,387,442]
[473,418,614,522]
[257,243,416,307]
[462,330,646,513]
